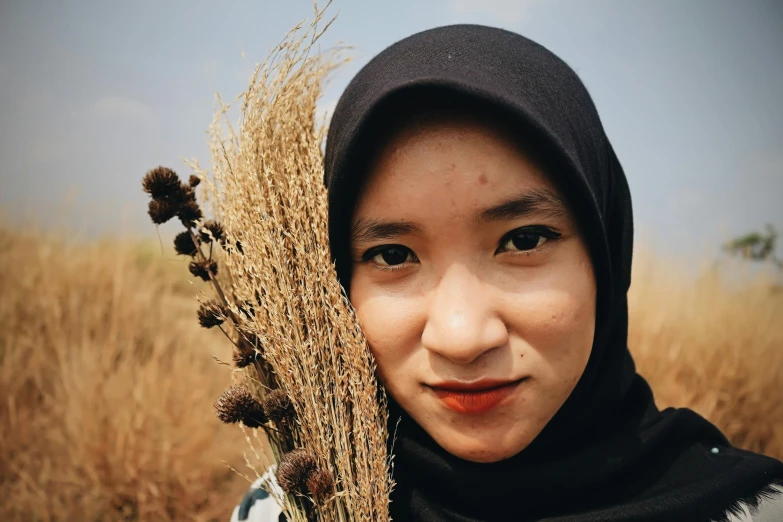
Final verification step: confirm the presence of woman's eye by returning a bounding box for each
[506,232,546,251]
[365,245,416,267]
[498,227,560,254]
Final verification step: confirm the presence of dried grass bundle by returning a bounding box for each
[142,6,392,521]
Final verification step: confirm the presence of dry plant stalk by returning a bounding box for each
[180,7,392,522]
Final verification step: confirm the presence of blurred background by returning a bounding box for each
[0,1,781,521]
[1,0,782,254]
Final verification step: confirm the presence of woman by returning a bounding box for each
[232,24,783,521]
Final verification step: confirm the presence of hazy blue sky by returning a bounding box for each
[0,0,781,261]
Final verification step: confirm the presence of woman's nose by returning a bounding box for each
[421,264,508,365]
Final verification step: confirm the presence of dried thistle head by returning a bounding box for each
[276,449,318,494]
[188,260,217,281]
[173,231,198,256]
[200,220,225,245]
[214,384,267,428]
[306,468,334,498]
[143,168,201,227]
[147,199,179,225]
[142,166,181,199]
[233,330,261,368]
[197,300,227,328]
[233,348,257,368]
[188,174,201,187]
[262,388,294,423]
[176,187,203,226]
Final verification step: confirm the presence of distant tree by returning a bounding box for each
[723,224,782,269]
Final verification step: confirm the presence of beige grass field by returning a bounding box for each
[1,227,781,521]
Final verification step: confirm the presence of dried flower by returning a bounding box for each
[188,260,217,281]
[147,199,179,225]
[276,449,317,494]
[173,231,198,256]
[233,348,257,368]
[306,468,334,498]
[262,388,294,423]
[142,168,202,227]
[188,174,201,187]
[176,187,203,226]
[233,331,261,368]
[142,166,182,199]
[214,384,267,428]
[200,220,225,244]
[197,300,227,328]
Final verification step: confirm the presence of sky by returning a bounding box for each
[0,0,781,263]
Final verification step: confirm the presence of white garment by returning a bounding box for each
[229,469,283,522]
[717,483,783,522]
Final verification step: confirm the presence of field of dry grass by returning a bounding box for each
[0,227,781,521]
[0,227,248,521]
[629,248,783,457]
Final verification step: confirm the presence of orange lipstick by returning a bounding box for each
[430,379,523,414]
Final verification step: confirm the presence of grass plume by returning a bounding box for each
[183,5,393,521]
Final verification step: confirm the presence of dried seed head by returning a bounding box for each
[188,174,201,187]
[143,166,181,199]
[197,300,227,328]
[176,187,203,226]
[188,259,217,281]
[173,231,198,256]
[306,468,334,498]
[276,449,317,494]
[143,169,201,227]
[148,199,179,225]
[233,331,261,368]
[262,389,294,423]
[214,384,267,427]
[178,200,203,226]
[200,220,226,244]
[176,184,195,201]
[233,348,257,368]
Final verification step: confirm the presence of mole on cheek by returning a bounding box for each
[478,173,488,185]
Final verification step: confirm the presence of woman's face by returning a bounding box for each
[349,114,596,463]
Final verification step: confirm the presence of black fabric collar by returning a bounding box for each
[323,24,783,522]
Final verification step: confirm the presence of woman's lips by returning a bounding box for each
[428,379,525,414]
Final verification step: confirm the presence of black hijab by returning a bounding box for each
[323,25,783,521]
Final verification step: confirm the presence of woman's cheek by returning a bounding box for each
[355,295,423,380]
[507,286,595,375]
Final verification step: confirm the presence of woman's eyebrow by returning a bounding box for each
[478,188,568,222]
[351,218,421,244]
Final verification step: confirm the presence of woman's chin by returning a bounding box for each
[428,426,535,463]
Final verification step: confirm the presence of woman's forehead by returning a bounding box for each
[355,113,566,220]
